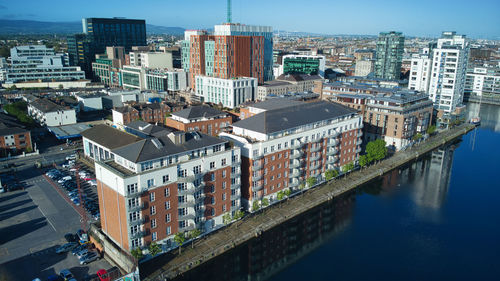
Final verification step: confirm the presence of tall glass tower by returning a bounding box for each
[375,31,404,80]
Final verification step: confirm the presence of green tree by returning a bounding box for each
[359,155,369,168]
[426,125,436,135]
[277,191,284,201]
[284,189,291,197]
[342,162,355,173]
[306,177,317,187]
[366,139,387,163]
[262,198,269,207]
[188,228,202,248]
[58,84,64,89]
[223,213,232,225]
[325,169,335,181]
[252,201,260,212]
[233,210,244,220]
[148,242,161,257]
[10,85,17,90]
[412,133,423,141]
[299,183,305,190]
[131,248,144,261]
[173,232,186,254]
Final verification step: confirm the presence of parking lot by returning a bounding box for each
[0,164,112,281]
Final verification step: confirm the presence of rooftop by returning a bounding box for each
[80,124,142,149]
[171,105,227,120]
[125,120,173,137]
[233,101,357,135]
[29,98,67,113]
[276,74,323,82]
[243,99,302,111]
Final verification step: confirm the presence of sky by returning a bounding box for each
[0,0,499,39]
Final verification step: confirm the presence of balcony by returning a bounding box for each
[310,163,321,170]
[309,154,321,161]
[290,169,301,178]
[128,218,144,227]
[310,145,322,152]
[289,160,301,169]
[178,188,195,196]
[231,193,240,200]
[290,141,303,149]
[332,130,340,138]
[178,172,205,183]
[312,137,323,143]
[253,154,264,160]
[356,147,362,153]
[130,231,146,240]
[328,139,338,147]
[231,182,241,189]
[253,161,263,170]
[179,223,196,232]
[179,199,196,208]
[357,139,362,145]
[252,182,263,192]
[358,131,363,137]
[327,148,338,155]
[327,156,339,164]
[290,150,303,159]
[252,173,263,181]
[126,190,146,198]
[179,213,196,221]
[128,203,145,213]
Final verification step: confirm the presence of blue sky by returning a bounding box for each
[0,0,499,39]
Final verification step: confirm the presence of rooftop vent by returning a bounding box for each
[139,123,152,131]
[151,138,163,149]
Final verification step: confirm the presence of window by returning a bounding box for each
[166,213,171,223]
[278,144,282,149]
[222,170,226,178]
[210,161,216,169]
[223,205,227,212]
[211,197,215,204]
[162,175,170,183]
[152,232,157,241]
[164,188,170,197]
[211,208,215,216]
[193,165,201,174]
[221,158,226,166]
[178,169,187,177]
[165,201,170,210]
[222,182,227,189]
[210,173,215,181]
[167,226,171,235]
[150,206,156,215]
[151,218,157,229]
[222,193,226,200]
[147,179,155,188]
[271,155,275,161]
[150,192,155,202]
[127,183,138,194]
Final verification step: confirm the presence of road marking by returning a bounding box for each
[26,192,57,233]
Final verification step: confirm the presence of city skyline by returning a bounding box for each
[0,0,499,39]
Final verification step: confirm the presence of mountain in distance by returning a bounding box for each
[0,19,185,35]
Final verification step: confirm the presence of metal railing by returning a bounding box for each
[328,139,338,147]
[252,173,263,181]
[130,231,146,240]
[128,217,145,227]
[178,188,195,196]
[179,199,196,208]
[309,154,321,161]
[128,203,145,213]
[290,150,303,159]
[310,163,321,170]
[252,183,263,192]
[290,141,303,149]
[327,148,338,155]
[310,145,322,152]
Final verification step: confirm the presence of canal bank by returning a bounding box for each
[141,123,475,280]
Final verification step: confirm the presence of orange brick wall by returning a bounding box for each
[97,180,129,250]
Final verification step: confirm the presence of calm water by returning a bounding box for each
[172,104,500,281]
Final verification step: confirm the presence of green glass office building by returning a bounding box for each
[375,31,404,80]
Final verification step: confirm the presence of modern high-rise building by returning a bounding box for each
[280,54,326,77]
[375,31,404,80]
[465,66,500,97]
[428,32,469,114]
[409,48,432,92]
[214,23,273,81]
[68,17,147,76]
[195,76,258,108]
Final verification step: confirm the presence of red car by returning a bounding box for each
[96,269,110,281]
[84,177,95,181]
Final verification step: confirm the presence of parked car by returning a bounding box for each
[71,244,87,255]
[83,177,95,181]
[76,248,90,259]
[89,179,97,186]
[79,251,99,265]
[57,176,72,184]
[66,155,77,161]
[55,242,78,254]
[59,269,76,281]
[46,275,63,281]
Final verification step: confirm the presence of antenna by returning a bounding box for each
[227,0,232,23]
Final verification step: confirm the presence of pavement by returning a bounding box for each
[0,168,111,281]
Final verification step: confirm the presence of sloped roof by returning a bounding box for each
[233,101,357,134]
[80,124,142,149]
[126,120,173,137]
[172,105,227,120]
[112,131,226,163]
[245,99,302,111]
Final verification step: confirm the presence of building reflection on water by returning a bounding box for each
[171,191,355,281]
[466,103,500,132]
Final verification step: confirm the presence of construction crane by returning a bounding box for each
[227,0,232,23]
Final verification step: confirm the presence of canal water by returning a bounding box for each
[174,104,500,281]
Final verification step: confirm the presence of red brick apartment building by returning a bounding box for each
[165,105,232,136]
[88,125,241,251]
[0,113,32,155]
[220,100,362,212]
[111,103,173,128]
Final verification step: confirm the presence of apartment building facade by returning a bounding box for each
[220,101,362,211]
[375,31,404,80]
[195,76,258,108]
[465,66,500,97]
[165,106,232,136]
[93,128,241,250]
[0,113,32,153]
[27,98,77,126]
[112,103,172,128]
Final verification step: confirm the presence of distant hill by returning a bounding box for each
[0,20,185,35]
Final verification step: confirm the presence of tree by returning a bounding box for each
[277,191,285,201]
[173,232,186,254]
[366,139,387,163]
[306,177,317,187]
[233,210,244,220]
[325,169,335,181]
[299,183,305,190]
[131,248,144,261]
[426,125,436,135]
[58,84,64,89]
[342,162,355,173]
[252,201,260,212]
[261,198,269,207]
[359,155,369,169]
[283,189,291,197]
[223,213,232,225]
[148,242,161,257]
[188,228,202,248]
[412,133,423,141]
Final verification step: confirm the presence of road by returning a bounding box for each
[0,168,110,281]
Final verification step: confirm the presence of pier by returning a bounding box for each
[141,123,475,280]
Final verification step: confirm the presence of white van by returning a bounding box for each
[57,176,72,183]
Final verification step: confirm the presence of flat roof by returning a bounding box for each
[47,123,93,139]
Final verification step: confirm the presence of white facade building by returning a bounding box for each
[428,32,469,113]
[195,76,257,108]
[409,50,432,92]
[5,45,85,84]
[465,67,500,97]
[354,60,374,77]
[27,98,77,126]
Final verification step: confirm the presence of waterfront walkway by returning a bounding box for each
[142,123,475,280]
